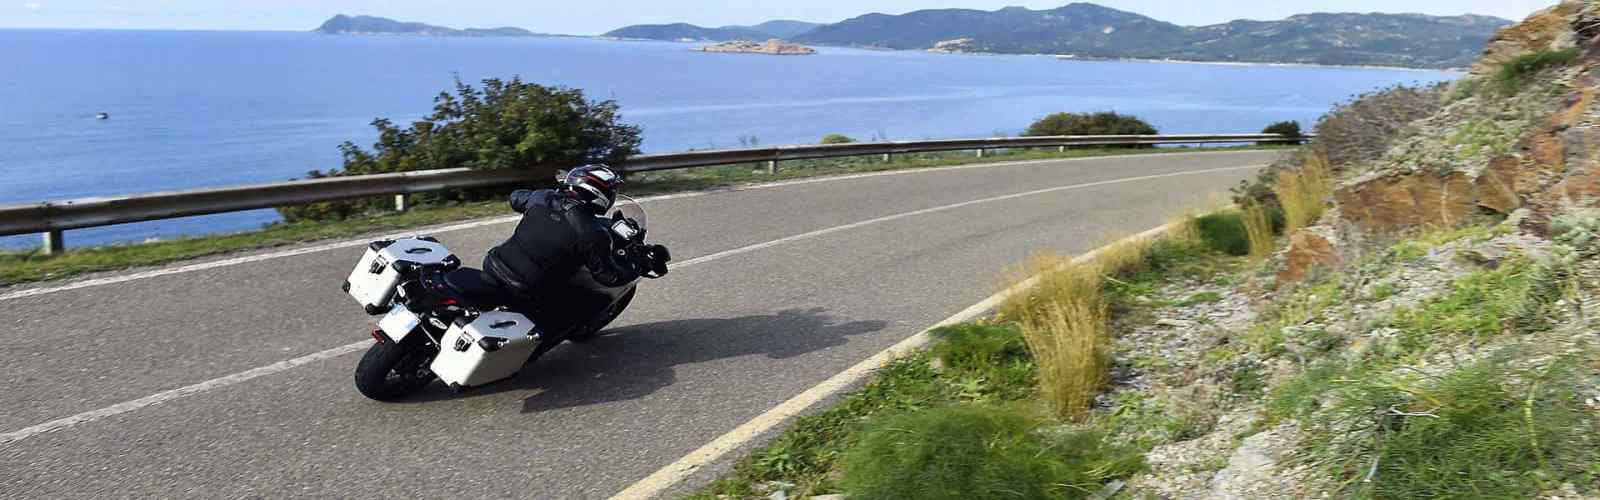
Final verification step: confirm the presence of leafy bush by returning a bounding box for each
[819,133,856,144]
[1025,111,1158,137]
[1494,48,1580,93]
[929,324,1034,399]
[1550,210,1600,256]
[840,406,1143,500]
[1261,120,1302,137]
[1302,356,1597,499]
[1312,83,1446,167]
[1389,256,1577,350]
[1194,212,1251,256]
[279,77,642,222]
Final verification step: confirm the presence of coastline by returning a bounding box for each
[591,37,1463,72]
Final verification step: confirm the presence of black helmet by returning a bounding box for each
[561,164,624,211]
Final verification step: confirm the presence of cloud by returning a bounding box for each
[24,2,42,9]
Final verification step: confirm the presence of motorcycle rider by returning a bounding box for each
[483,164,669,331]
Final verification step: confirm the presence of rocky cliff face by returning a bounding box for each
[1278,1,1600,282]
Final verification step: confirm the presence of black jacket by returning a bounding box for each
[484,189,640,298]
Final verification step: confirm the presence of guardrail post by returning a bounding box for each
[43,230,64,256]
[766,160,777,175]
[394,194,409,212]
[881,153,891,163]
[1058,145,1066,153]
[976,149,986,158]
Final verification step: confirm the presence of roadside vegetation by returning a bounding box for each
[694,16,1600,494]
[1024,111,1159,140]
[690,208,1262,499]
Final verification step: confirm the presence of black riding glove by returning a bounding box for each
[636,244,670,279]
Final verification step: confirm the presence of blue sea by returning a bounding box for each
[0,30,1456,248]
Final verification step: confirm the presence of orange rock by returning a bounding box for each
[1469,2,1581,76]
[1476,156,1522,213]
[1552,160,1600,205]
[1276,229,1344,284]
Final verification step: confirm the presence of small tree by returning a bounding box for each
[1024,111,1158,137]
[279,77,642,222]
[1261,120,1302,137]
[1259,120,1302,146]
[820,133,856,144]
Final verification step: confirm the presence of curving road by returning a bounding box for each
[0,150,1274,498]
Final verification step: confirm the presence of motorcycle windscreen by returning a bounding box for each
[607,194,646,232]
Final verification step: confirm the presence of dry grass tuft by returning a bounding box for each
[1275,153,1332,234]
[1241,203,1277,260]
[1000,254,1112,421]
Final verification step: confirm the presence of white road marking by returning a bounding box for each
[0,150,1275,302]
[608,223,1180,500]
[0,162,1261,447]
[0,342,371,446]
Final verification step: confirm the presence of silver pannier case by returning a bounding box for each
[343,237,459,315]
[430,311,542,388]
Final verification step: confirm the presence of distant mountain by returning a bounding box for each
[792,3,1510,68]
[719,20,824,39]
[603,23,772,42]
[313,15,539,37]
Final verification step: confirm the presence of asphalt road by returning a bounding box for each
[0,150,1275,498]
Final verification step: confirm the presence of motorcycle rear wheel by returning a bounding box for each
[354,337,435,402]
[566,288,636,343]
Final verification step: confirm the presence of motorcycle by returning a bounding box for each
[341,195,666,402]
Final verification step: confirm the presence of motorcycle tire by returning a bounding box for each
[566,288,636,343]
[353,336,435,402]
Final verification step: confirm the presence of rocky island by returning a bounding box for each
[697,39,817,55]
[313,14,541,37]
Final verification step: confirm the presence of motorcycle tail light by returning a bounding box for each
[370,329,387,344]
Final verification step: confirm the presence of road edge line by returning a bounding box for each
[607,221,1179,500]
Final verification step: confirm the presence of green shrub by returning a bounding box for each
[929,324,1034,399]
[1259,121,1302,146]
[840,406,1143,500]
[1312,83,1446,167]
[820,133,856,144]
[1261,120,1302,137]
[279,77,642,222]
[1303,356,1597,499]
[1024,111,1158,137]
[1389,256,1577,354]
[1551,210,1600,256]
[1194,212,1250,256]
[1494,48,1580,93]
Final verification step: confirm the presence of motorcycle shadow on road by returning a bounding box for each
[401,307,889,412]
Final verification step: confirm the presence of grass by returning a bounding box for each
[688,345,1040,499]
[1493,48,1580,94]
[1387,255,1579,357]
[839,406,1144,500]
[1274,153,1331,235]
[1241,203,1277,260]
[1000,255,1111,421]
[1194,211,1251,256]
[1295,354,1598,499]
[1,145,1289,288]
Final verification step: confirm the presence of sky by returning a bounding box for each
[0,1,1563,34]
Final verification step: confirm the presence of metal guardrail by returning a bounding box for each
[0,133,1307,253]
